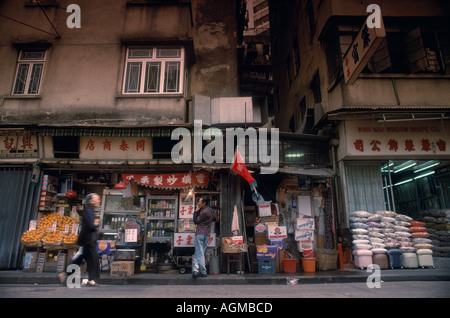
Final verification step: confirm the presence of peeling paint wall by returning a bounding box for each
[0,0,240,127]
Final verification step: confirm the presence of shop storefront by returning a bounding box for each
[21,169,222,274]
[237,132,339,274]
[273,171,338,272]
[337,119,450,257]
[12,127,225,274]
[9,125,347,276]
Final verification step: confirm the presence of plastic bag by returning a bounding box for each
[350,211,371,218]
[409,226,426,233]
[350,222,368,229]
[411,232,430,238]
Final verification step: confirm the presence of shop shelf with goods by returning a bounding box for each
[38,175,58,214]
[142,195,178,269]
[145,195,177,241]
[172,190,219,274]
[99,189,145,247]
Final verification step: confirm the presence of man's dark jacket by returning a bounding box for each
[193,206,216,235]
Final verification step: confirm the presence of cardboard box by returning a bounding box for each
[97,240,116,255]
[110,261,134,277]
[254,232,268,245]
[261,216,279,223]
[256,245,278,259]
[221,237,243,253]
[254,223,267,233]
[297,241,314,251]
[295,229,314,241]
[267,225,287,239]
[296,218,315,230]
[23,251,38,272]
[269,239,284,250]
[231,236,243,245]
[257,203,272,217]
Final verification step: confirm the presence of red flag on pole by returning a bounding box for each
[231,147,256,186]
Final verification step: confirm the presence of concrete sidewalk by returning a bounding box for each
[1,257,449,286]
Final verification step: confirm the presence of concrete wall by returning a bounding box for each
[0,0,240,127]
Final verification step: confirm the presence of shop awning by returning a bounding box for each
[38,127,174,137]
[122,171,209,189]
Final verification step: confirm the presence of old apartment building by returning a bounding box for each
[0,0,271,269]
[268,0,450,251]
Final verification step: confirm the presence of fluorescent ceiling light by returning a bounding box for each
[414,161,439,173]
[414,171,435,180]
[394,179,413,186]
[394,162,417,173]
[285,153,304,158]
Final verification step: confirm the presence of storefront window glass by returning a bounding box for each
[345,160,450,219]
[381,160,450,219]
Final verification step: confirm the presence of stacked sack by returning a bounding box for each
[349,210,372,252]
[349,210,436,268]
[419,209,450,257]
[366,212,388,255]
[410,220,432,250]
[349,211,374,269]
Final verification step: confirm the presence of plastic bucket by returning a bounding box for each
[209,255,219,275]
[302,258,316,273]
[302,250,314,258]
[282,259,297,273]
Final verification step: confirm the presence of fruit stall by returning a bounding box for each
[21,213,80,273]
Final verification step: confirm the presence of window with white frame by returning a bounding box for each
[123,47,184,94]
[13,49,46,95]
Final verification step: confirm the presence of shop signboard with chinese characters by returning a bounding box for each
[1,132,38,158]
[338,120,450,160]
[123,172,209,189]
[79,137,152,160]
[343,14,386,85]
[173,233,216,247]
[179,191,195,219]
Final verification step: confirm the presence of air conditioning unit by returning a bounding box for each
[193,94,268,127]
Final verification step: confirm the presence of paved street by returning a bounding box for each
[1,281,449,299]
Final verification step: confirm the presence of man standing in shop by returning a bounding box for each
[58,193,101,286]
[192,197,216,278]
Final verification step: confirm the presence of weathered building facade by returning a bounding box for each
[269,0,450,251]
[0,0,241,127]
[0,0,262,269]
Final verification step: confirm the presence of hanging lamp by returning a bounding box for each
[114,180,127,189]
[65,189,77,198]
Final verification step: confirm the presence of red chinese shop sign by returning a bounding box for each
[122,171,209,189]
[338,120,450,160]
[174,233,216,247]
[1,133,38,157]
